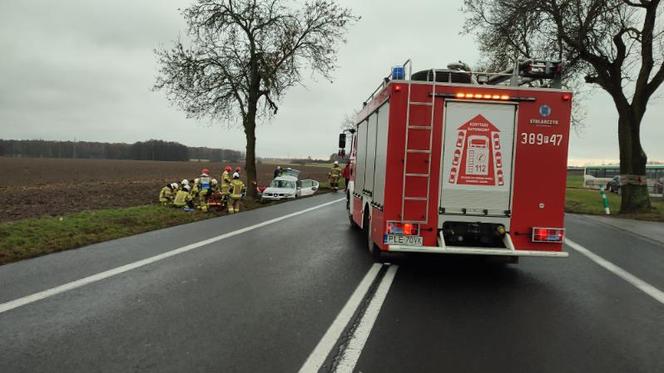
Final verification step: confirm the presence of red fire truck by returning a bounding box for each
[339,60,572,262]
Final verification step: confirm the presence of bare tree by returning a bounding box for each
[463,0,664,212]
[339,110,359,131]
[155,0,357,197]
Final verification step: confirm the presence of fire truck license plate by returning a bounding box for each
[385,234,423,247]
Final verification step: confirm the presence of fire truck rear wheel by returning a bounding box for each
[364,207,382,261]
[349,213,359,229]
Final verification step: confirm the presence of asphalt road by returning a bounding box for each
[0,194,662,372]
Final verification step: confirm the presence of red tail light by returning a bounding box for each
[403,223,416,235]
[532,227,564,243]
[387,222,420,235]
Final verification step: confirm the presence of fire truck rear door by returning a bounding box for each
[439,101,517,224]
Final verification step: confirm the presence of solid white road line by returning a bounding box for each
[298,263,383,373]
[335,264,398,373]
[0,198,345,315]
[566,238,664,305]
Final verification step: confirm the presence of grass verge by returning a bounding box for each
[565,187,664,222]
[0,193,333,266]
[0,205,214,265]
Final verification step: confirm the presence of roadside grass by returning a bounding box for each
[565,188,620,215]
[565,181,664,222]
[0,191,334,266]
[0,205,214,265]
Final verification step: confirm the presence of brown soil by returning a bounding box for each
[0,158,331,222]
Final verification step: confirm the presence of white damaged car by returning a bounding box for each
[261,169,319,202]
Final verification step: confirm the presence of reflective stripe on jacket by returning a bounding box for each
[221,171,231,194]
[173,190,191,207]
[159,187,173,203]
[329,165,342,177]
[230,179,245,199]
[200,176,211,191]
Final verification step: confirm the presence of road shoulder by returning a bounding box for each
[575,214,664,246]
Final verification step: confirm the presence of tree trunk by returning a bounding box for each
[243,113,258,199]
[617,112,651,213]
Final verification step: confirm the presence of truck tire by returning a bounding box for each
[348,193,359,230]
[349,213,359,230]
[364,206,382,261]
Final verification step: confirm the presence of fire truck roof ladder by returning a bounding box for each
[400,69,435,224]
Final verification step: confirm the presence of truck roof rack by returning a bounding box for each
[363,59,563,106]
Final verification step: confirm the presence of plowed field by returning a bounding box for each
[0,158,331,222]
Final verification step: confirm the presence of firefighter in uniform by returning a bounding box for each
[220,166,232,185]
[173,184,193,208]
[220,166,232,208]
[328,161,342,191]
[228,172,245,214]
[191,178,201,207]
[210,178,219,193]
[158,183,176,205]
[197,168,212,212]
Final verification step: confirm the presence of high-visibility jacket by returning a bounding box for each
[159,186,173,203]
[199,175,211,191]
[173,190,192,207]
[221,171,231,194]
[329,165,342,178]
[230,179,245,200]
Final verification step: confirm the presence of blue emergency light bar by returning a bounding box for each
[392,65,405,80]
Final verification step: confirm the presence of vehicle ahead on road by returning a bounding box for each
[341,59,572,261]
[261,168,319,202]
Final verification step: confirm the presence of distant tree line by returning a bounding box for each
[128,140,189,161]
[289,156,331,166]
[188,147,243,162]
[0,139,243,162]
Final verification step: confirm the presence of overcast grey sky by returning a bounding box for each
[0,0,662,165]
